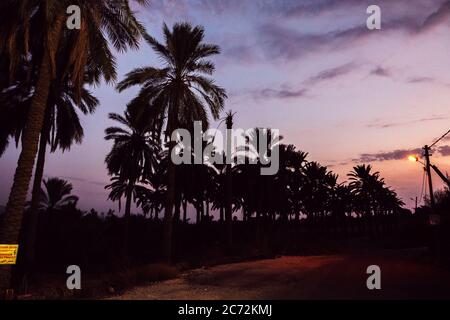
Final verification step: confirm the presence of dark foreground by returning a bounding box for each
[111,248,450,300]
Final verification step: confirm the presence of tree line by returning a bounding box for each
[0,1,408,294]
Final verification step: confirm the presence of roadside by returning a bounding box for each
[110,248,450,300]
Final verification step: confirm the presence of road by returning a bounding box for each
[112,248,450,299]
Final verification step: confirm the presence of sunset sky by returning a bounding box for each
[2,0,450,214]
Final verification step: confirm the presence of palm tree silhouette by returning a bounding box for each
[38,178,79,211]
[0,53,99,279]
[0,0,148,289]
[348,164,380,218]
[117,22,227,261]
[104,110,159,260]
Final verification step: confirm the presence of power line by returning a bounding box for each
[430,129,450,148]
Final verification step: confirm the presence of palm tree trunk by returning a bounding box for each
[0,16,64,292]
[200,200,205,221]
[219,206,224,222]
[225,116,233,254]
[122,186,133,264]
[163,141,176,263]
[196,205,201,224]
[11,116,50,292]
[174,188,181,222]
[182,197,187,223]
[26,114,51,255]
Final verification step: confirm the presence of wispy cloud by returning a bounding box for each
[370,66,391,77]
[305,63,357,85]
[421,0,450,31]
[438,145,450,156]
[253,87,308,100]
[356,148,424,162]
[407,76,435,84]
[355,144,450,162]
[368,115,448,129]
[143,0,450,66]
[251,62,357,100]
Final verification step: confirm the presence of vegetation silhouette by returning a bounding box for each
[116,22,227,262]
[0,7,448,298]
[0,0,149,289]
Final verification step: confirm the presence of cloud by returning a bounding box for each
[258,23,369,60]
[305,63,357,85]
[284,0,364,18]
[251,62,356,100]
[356,148,423,162]
[368,115,448,129]
[356,144,450,162]
[142,0,450,66]
[254,87,308,100]
[370,66,391,77]
[407,76,435,84]
[256,1,450,61]
[438,145,450,156]
[421,0,450,31]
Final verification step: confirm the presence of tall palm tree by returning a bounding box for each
[38,177,79,211]
[224,112,234,251]
[105,110,159,260]
[117,22,227,261]
[1,61,99,279]
[0,0,148,290]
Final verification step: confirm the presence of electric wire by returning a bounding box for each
[430,129,450,148]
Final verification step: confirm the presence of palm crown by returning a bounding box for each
[117,22,227,135]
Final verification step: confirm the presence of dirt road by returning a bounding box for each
[111,249,450,299]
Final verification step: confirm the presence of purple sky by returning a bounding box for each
[2,0,450,215]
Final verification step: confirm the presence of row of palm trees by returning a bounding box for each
[0,0,404,294]
[104,109,404,227]
[0,1,227,290]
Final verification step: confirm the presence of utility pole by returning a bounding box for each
[225,111,233,254]
[423,145,435,207]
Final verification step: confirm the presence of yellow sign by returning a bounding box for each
[0,245,19,264]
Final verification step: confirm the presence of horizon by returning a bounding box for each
[2,0,450,214]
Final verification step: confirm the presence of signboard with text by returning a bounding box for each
[0,244,19,264]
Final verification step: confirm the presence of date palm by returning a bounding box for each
[105,110,159,260]
[117,22,227,261]
[1,35,101,291]
[0,0,148,292]
[348,164,381,218]
[38,178,79,211]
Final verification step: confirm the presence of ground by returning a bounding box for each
[110,248,450,300]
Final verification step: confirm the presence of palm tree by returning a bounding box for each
[0,59,99,280]
[117,22,227,261]
[105,111,160,186]
[224,112,234,251]
[38,178,79,211]
[348,164,381,218]
[0,0,148,290]
[104,110,159,261]
[301,162,335,222]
